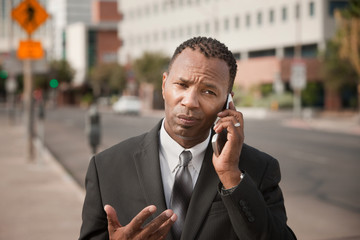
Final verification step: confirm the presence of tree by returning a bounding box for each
[90,63,126,97]
[334,0,360,112]
[321,41,358,110]
[48,60,75,85]
[133,52,170,91]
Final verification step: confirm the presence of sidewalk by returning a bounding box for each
[0,115,84,240]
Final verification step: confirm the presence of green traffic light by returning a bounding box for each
[49,79,59,88]
[0,70,8,79]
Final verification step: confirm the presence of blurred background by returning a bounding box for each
[0,0,359,239]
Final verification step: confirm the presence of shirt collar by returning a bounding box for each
[159,119,210,173]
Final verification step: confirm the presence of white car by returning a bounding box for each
[112,96,141,115]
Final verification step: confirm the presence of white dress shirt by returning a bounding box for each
[159,119,211,208]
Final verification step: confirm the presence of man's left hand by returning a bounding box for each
[212,101,244,189]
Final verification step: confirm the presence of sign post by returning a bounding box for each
[290,60,307,118]
[11,0,49,161]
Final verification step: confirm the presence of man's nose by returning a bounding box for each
[181,89,199,109]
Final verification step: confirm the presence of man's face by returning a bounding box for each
[162,48,230,148]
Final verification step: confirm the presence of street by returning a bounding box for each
[41,107,360,240]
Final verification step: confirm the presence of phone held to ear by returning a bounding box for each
[212,94,234,157]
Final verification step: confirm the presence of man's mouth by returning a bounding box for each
[177,114,200,127]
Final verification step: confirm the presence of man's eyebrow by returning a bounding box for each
[179,77,219,90]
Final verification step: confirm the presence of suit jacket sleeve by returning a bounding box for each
[220,156,297,240]
[79,156,108,240]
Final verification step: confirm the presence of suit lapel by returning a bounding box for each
[133,121,168,217]
[181,143,219,240]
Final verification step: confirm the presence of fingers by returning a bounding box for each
[141,209,177,239]
[127,205,157,231]
[104,205,122,234]
[214,109,244,134]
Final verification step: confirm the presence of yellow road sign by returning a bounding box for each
[17,40,44,59]
[11,0,49,35]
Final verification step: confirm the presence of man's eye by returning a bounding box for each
[204,90,216,96]
[176,82,187,88]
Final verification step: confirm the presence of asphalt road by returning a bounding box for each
[42,107,360,240]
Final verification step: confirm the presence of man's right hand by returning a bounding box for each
[104,205,177,240]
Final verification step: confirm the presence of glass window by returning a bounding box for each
[214,19,219,33]
[257,12,262,26]
[205,22,210,33]
[234,15,240,29]
[187,25,192,36]
[196,23,201,34]
[224,18,229,31]
[309,1,315,17]
[295,3,300,19]
[246,14,251,27]
[328,1,349,17]
[269,9,274,23]
[282,6,287,21]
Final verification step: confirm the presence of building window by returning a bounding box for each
[233,52,241,60]
[234,15,240,29]
[309,1,315,17]
[282,6,287,21]
[205,22,210,33]
[187,25,192,36]
[224,18,229,31]
[162,30,167,41]
[179,0,184,7]
[246,14,251,28]
[257,11,262,26]
[249,49,276,58]
[328,1,349,17]
[196,23,201,35]
[295,3,300,19]
[153,3,159,14]
[214,19,219,33]
[269,9,274,23]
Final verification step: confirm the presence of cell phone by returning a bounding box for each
[211,94,233,157]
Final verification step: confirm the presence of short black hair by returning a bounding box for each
[168,36,237,92]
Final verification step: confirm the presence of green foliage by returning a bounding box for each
[321,41,358,90]
[133,52,170,90]
[301,82,324,107]
[48,60,75,84]
[260,83,273,97]
[342,0,360,18]
[90,63,126,96]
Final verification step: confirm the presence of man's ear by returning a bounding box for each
[162,72,168,100]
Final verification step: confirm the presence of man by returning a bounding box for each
[79,37,296,240]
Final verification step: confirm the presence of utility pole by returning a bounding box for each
[11,0,49,162]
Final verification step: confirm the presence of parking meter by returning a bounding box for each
[87,104,101,154]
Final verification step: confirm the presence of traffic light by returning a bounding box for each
[0,70,8,80]
[49,79,59,88]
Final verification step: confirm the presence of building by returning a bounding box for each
[66,0,121,86]
[118,0,349,92]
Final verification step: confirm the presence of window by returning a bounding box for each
[269,9,274,23]
[309,1,315,17]
[205,22,210,33]
[153,3,159,14]
[295,3,300,19]
[257,12,262,26]
[246,14,251,27]
[328,1,349,17]
[282,7,287,21]
[196,23,201,34]
[249,49,276,58]
[224,18,229,31]
[187,25,192,36]
[234,15,240,29]
[214,19,219,33]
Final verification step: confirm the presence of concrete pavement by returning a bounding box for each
[0,114,84,240]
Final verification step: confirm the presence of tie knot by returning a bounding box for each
[179,150,192,167]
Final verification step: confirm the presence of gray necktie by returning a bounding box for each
[170,150,193,240]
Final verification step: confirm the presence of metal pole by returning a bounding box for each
[24,35,35,162]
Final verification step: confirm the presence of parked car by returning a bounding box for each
[112,96,141,115]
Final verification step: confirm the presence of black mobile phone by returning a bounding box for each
[211,94,233,156]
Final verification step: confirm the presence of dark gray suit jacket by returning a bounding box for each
[79,121,296,240]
